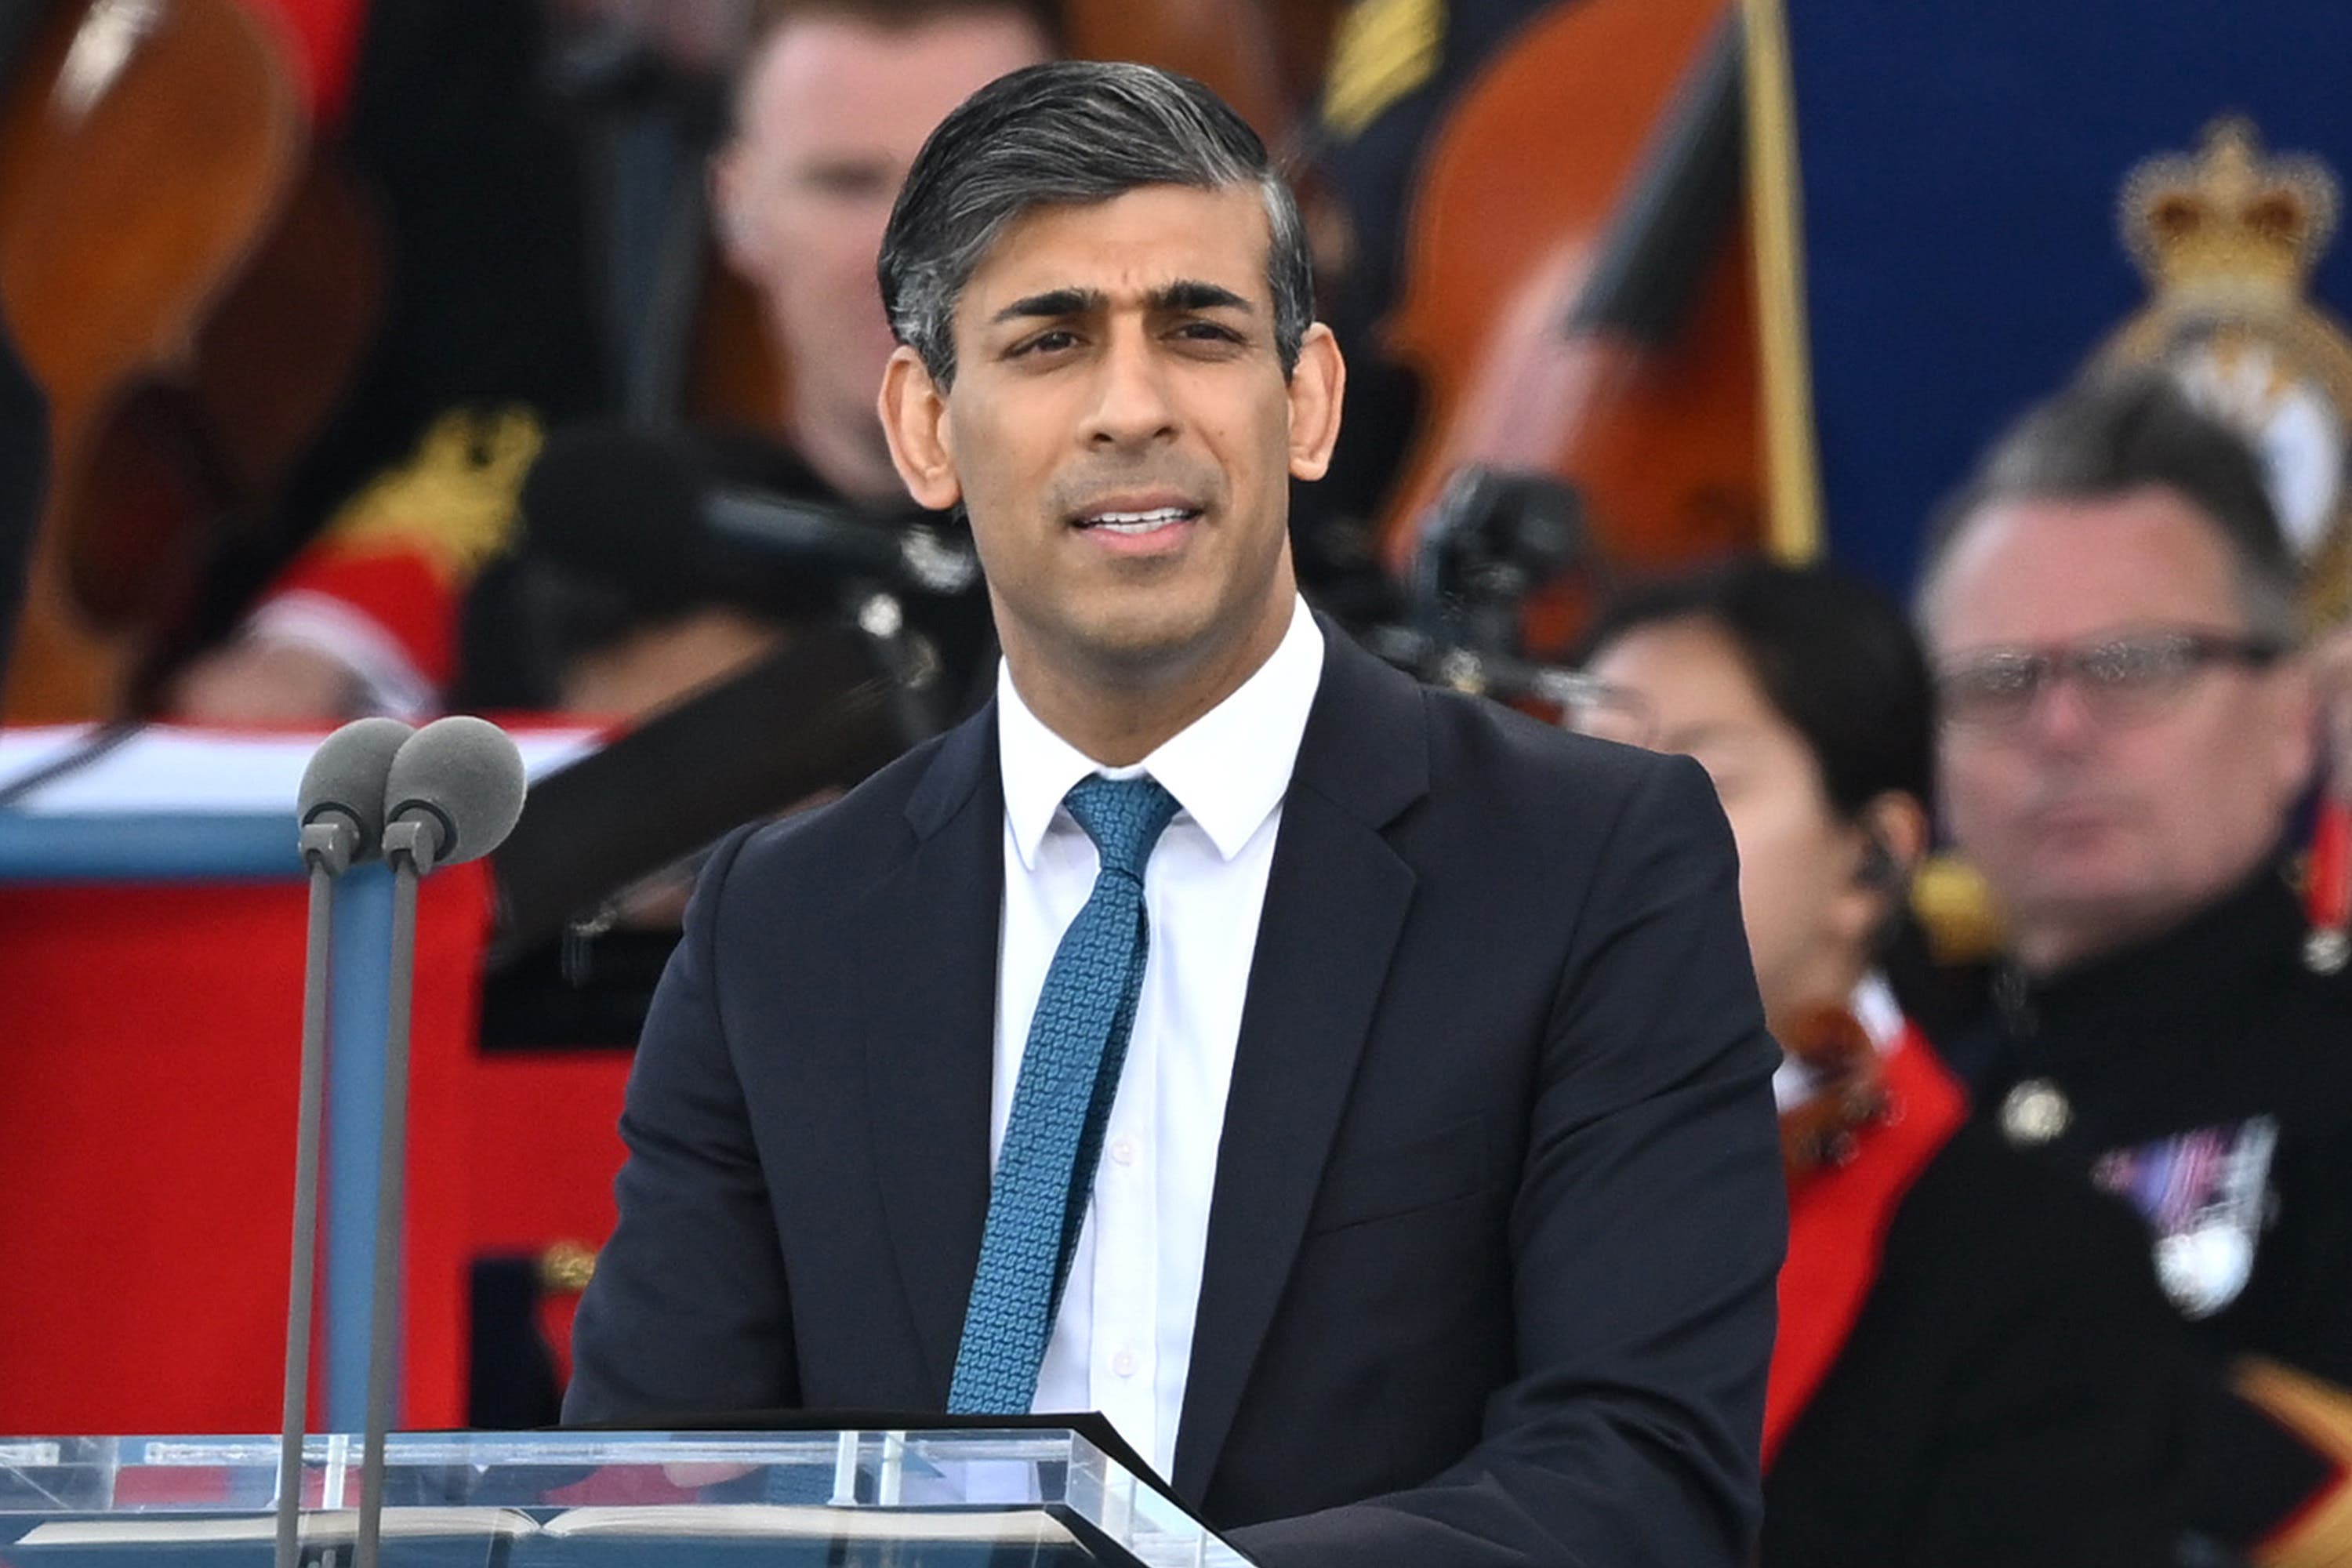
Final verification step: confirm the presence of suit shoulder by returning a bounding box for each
[718,722,967,893]
[1417,680,1685,802]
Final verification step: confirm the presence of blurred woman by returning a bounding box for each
[1573,558,2340,1567]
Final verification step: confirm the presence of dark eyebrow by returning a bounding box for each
[1153,280,1254,314]
[990,288,1098,325]
[987,280,1256,327]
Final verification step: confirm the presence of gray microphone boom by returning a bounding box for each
[354,714,526,1568]
[295,717,414,872]
[381,716,528,873]
[279,717,412,1568]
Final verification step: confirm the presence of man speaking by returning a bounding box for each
[565,60,1785,1566]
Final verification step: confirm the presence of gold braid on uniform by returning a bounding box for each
[2238,1357,2352,1567]
[1320,0,1442,140]
[318,405,546,584]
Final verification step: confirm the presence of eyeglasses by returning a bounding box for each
[1936,627,2289,731]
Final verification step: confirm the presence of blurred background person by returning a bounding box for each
[158,0,1057,731]
[1575,556,2351,1566]
[465,1,1062,1413]
[1920,373,2352,1393]
[499,0,1057,725]
[474,0,1055,1029]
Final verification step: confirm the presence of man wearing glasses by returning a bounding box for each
[1920,372,2352,1400]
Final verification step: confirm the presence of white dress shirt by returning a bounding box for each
[992,596,1324,1477]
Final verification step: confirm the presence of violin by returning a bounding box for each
[1375,0,1762,657]
[0,0,381,721]
[1777,1004,1891,1178]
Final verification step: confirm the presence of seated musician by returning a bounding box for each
[514,0,1053,724]
[1574,556,2352,1566]
[167,0,1052,726]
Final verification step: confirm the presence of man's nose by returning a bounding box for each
[2020,670,2100,750]
[1083,325,1178,448]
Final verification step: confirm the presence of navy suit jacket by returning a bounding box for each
[565,623,1787,1566]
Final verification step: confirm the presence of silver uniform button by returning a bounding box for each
[2000,1077,2074,1146]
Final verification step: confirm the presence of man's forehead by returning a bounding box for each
[744,13,1047,154]
[959,184,1276,311]
[1933,486,2245,642]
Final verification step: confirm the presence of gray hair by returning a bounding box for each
[1915,369,2303,644]
[877,60,1314,388]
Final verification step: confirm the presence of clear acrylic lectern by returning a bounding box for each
[0,1428,1250,1566]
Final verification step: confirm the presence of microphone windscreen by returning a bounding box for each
[296,717,415,858]
[383,716,529,866]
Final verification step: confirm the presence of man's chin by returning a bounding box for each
[2008,869,2195,967]
[1062,612,1220,682]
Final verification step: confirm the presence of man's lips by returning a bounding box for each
[1069,494,1203,532]
[2021,798,2133,842]
[1068,495,1204,552]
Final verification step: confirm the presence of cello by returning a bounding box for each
[1375,0,1762,659]
[0,0,379,721]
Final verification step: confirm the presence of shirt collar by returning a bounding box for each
[996,597,1325,870]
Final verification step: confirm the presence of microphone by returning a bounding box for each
[296,717,415,873]
[279,720,414,1568]
[381,716,530,875]
[519,422,979,601]
[355,717,525,1568]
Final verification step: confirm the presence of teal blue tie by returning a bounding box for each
[949,773,1181,1414]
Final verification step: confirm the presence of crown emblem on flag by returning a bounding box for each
[2098,118,2352,622]
[2120,118,2341,300]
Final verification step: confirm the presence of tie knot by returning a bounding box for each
[1064,774,1180,879]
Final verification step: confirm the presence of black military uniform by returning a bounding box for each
[1765,1116,2332,1566]
[1955,858,2352,1388]
[1757,1009,2336,1566]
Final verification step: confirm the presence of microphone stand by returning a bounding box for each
[352,820,433,1568]
[276,824,354,1568]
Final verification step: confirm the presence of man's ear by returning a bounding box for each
[1831,790,1931,946]
[879,346,963,510]
[1284,322,1345,482]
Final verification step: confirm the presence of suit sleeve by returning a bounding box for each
[1231,753,1786,1566]
[561,826,800,1422]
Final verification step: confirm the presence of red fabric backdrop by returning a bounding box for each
[0,864,488,1434]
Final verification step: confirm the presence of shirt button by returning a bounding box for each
[1112,1350,1138,1378]
[1109,1137,1137,1167]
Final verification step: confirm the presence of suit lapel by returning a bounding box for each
[1172,628,1428,1501]
[860,708,1004,1407]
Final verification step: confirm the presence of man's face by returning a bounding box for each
[880,183,1343,691]
[1928,486,2315,970]
[715,12,1049,486]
